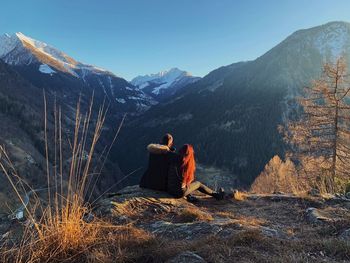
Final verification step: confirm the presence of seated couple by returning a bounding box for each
[139,133,225,201]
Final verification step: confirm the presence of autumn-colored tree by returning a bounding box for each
[285,57,350,193]
[250,155,305,194]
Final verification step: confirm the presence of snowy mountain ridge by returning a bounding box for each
[131,68,189,85]
[0,32,157,112]
[0,32,109,78]
[131,67,200,98]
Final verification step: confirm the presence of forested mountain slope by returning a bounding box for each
[113,21,350,186]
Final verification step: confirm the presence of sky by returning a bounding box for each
[1,0,350,80]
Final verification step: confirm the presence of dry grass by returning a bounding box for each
[233,190,247,201]
[215,211,267,227]
[0,95,128,262]
[236,216,267,227]
[216,211,236,219]
[190,194,350,262]
[187,230,274,263]
[186,231,350,263]
[176,207,213,223]
[1,223,159,263]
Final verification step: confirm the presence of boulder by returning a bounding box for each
[260,226,285,238]
[340,228,350,240]
[305,207,333,224]
[96,185,195,220]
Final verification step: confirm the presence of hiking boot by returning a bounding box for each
[213,188,225,200]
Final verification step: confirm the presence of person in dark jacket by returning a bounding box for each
[167,144,224,200]
[139,134,176,191]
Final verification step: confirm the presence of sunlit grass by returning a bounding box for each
[233,190,247,201]
[0,94,130,262]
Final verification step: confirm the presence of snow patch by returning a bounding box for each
[139,82,150,89]
[128,96,141,100]
[39,64,56,74]
[116,98,126,104]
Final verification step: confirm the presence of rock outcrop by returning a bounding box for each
[95,186,350,242]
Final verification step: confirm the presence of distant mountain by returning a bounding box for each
[0,33,145,200]
[113,21,350,187]
[0,32,156,113]
[0,32,106,76]
[131,68,200,100]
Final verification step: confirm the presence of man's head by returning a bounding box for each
[161,133,173,148]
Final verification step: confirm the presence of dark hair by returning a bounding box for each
[161,133,173,146]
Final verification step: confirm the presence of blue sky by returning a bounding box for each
[1,0,350,80]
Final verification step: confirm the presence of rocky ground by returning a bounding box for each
[1,186,350,262]
[93,186,350,262]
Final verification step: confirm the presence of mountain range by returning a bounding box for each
[0,32,157,113]
[0,32,200,207]
[131,68,200,100]
[0,21,350,193]
[112,21,350,186]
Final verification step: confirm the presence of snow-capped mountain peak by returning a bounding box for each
[0,32,21,57]
[15,32,79,66]
[0,32,156,112]
[0,32,109,77]
[132,68,189,86]
[131,68,200,98]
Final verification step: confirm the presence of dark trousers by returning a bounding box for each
[183,181,214,197]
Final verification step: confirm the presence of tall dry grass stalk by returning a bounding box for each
[0,94,130,262]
